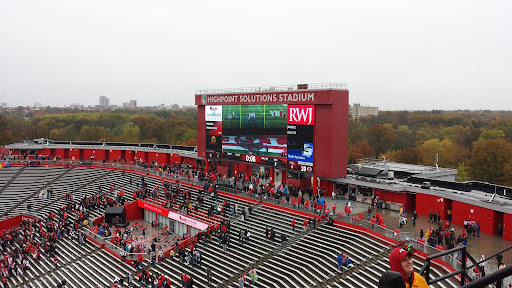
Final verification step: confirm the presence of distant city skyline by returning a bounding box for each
[1,1,511,111]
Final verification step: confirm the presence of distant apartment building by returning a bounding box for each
[99,95,110,108]
[349,103,379,119]
[171,103,179,110]
[34,102,42,109]
[70,103,83,109]
[129,100,137,108]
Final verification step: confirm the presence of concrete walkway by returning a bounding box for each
[320,195,512,260]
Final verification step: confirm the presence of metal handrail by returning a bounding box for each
[82,228,149,260]
[461,264,512,288]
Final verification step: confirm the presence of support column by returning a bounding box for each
[205,159,209,172]
[281,170,287,184]
[313,175,319,196]
[234,163,239,178]
[245,164,252,177]
[269,168,275,185]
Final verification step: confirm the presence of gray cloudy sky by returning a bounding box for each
[1,0,511,110]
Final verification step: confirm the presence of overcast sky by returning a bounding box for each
[1,0,511,110]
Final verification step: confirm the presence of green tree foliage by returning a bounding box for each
[0,108,198,145]
[368,124,396,158]
[469,139,512,185]
[478,129,505,141]
[456,162,468,182]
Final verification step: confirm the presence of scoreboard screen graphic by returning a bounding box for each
[206,104,314,172]
[222,104,287,136]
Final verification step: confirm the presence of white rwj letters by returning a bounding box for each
[289,107,313,125]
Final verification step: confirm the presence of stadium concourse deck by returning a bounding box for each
[318,197,512,260]
[0,164,509,287]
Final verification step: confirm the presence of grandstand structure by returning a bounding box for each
[0,161,471,287]
[5,159,510,287]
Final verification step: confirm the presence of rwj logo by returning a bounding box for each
[287,105,315,125]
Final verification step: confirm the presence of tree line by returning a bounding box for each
[348,110,512,186]
[0,108,198,147]
[1,108,512,186]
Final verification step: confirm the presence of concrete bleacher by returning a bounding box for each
[0,166,69,216]
[0,165,462,288]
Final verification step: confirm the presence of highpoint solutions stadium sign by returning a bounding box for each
[202,92,315,104]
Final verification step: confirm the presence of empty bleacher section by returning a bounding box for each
[0,164,462,288]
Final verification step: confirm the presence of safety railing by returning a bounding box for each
[195,83,348,95]
[82,228,149,261]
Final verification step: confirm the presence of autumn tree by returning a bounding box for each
[395,125,414,150]
[368,124,396,158]
[348,141,374,163]
[469,139,512,185]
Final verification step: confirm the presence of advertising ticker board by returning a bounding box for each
[205,104,314,173]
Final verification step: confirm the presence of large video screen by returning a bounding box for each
[206,104,314,172]
[222,104,287,135]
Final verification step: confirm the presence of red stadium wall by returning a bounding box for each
[125,150,134,162]
[148,152,167,165]
[503,213,512,241]
[108,150,122,162]
[40,148,51,157]
[373,189,414,212]
[69,148,80,160]
[286,177,311,190]
[415,193,447,219]
[319,180,333,194]
[183,157,195,166]
[451,201,500,235]
[0,215,34,234]
[134,151,147,162]
[124,200,143,222]
[52,148,65,158]
[83,149,106,161]
[170,154,182,164]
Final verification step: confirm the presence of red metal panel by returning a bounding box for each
[82,149,105,161]
[373,189,411,211]
[134,151,146,162]
[183,157,195,166]
[197,106,206,158]
[503,213,512,241]
[415,193,446,218]
[170,154,182,165]
[148,152,167,165]
[40,148,51,157]
[69,148,80,160]
[124,150,134,162]
[452,201,500,235]
[108,150,122,162]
